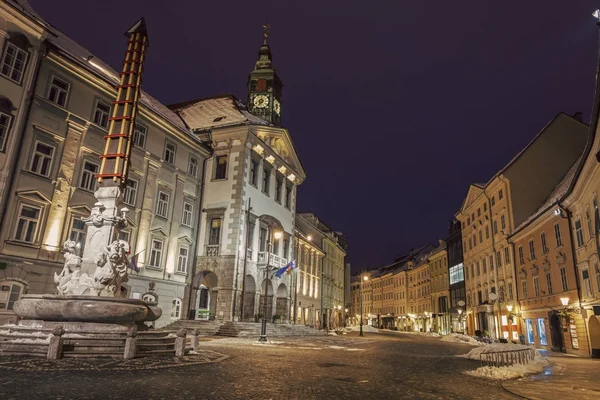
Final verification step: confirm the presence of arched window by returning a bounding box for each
[171,298,182,319]
[0,281,25,311]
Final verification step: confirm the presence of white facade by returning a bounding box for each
[171,96,306,322]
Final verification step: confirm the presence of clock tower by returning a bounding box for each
[247,23,283,126]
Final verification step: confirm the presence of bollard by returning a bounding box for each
[47,326,65,360]
[175,328,186,357]
[124,327,138,359]
[191,329,200,352]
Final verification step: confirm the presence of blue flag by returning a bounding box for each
[275,260,296,278]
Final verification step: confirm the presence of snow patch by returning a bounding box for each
[350,325,379,333]
[7,337,51,344]
[458,343,533,359]
[441,333,484,346]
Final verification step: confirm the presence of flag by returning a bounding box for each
[129,249,145,272]
[275,260,296,278]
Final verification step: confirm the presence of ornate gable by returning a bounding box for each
[458,184,484,213]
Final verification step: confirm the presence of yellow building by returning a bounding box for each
[407,254,433,332]
[429,241,450,334]
[456,113,587,338]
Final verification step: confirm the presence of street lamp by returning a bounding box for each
[259,228,282,343]
[360,274,368,336]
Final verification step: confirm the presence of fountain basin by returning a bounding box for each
[13,294,162,324]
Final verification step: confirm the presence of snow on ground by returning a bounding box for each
[349,325,379,333]
[459,343,549,380]
[440,333,484,346]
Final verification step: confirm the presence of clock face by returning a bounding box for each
[253,94,269,108]
[273,99,281,115]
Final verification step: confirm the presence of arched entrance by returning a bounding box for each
[259,279,274,320]
[275,283,289,322]
[549,312,565,352]
[194,271,218,320]
[589,315,600,358]
[242,275,256,321]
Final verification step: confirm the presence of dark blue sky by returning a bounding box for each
[29,0,600,271]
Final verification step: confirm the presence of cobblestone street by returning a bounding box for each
[0,331,520,400]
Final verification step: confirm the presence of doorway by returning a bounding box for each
[549,312,564,352]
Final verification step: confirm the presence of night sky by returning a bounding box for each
[28,0,600,271]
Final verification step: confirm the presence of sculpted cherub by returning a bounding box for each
[93,240,130,297]
[54,240,83,295]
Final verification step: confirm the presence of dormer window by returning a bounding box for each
[1,39,29,84]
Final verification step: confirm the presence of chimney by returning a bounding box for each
[572,111,583,122]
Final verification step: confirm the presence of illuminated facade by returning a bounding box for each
[456,112,587,338]
[429,241,450,334]
[0,2,211,327]
[293,214,324,327]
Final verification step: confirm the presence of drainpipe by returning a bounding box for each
[238,197,252,321]
[186,155,209,320]
[558,202,591,355]
[0,45,45,232]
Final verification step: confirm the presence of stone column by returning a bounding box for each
[41,119,88,257]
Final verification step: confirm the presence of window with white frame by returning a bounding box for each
[118,230,130,243]
[541,232,548,254]
[533,276,540,298]
[30,141,54,177]
[582,269,593,298]
[0,111,11,151]
[177,247,188,274]
[209,218,222,245]
[546,272,553,295]
[133,123,146,148]
[79,161,99,192]
[1,42,28,84]
[149,239,163,268]
[500,215,506,231]
[504,247,510,264]
[214,155,227,180]
[69,218,87,248]
[156,191,169,218]
[182,202,193,227]
[124,179,138,206]
[164,142,176,164]
[171,298,182,318]
[521,280,528,299]
[13,204,41,243]
[188,156,198,178]
[93,100,111,129]
[560,267,568,292]
[518,246,524,265]
[0,281,24,310]
[250,159,259,186]
[47,76,69,107]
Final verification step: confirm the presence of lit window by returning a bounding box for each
[124,179,138,206]
[182,202,193,227]
[14,204,41,243]
[149,239,163,268]
[214,155,227,180]
[0,111,12,151]
[177,247,188,274]
[164,142,176,164]
[79,161,99,192]
[133,123,146,148]
[1,42,28,84]
[30,141,54,177]
[47,76,69,107]
[93,100,111,129]
[0,281,24,311]
[156,191,170,218]
[188,157,198,178]
[209,218,221,245]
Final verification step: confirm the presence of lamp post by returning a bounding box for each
[259,229,282,342]
[344,308,348,328]
[360,275,368,336]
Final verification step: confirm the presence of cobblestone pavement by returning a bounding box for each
[0,331,520,400]
[502,351,600,400]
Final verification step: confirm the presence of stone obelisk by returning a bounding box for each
[80,18,149,280]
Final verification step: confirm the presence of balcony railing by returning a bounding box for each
[206,245,219,257]
[257,251,288,269]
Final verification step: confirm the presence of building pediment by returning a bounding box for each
[251,127,306,184]
[457,184,484,215]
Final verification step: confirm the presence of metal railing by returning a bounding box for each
[480,348,536,368]
[257,251,288,268]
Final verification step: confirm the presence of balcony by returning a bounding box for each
[206,245,219,257]
[257,251,288,269]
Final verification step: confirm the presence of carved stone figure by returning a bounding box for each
[54,239,131,297]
